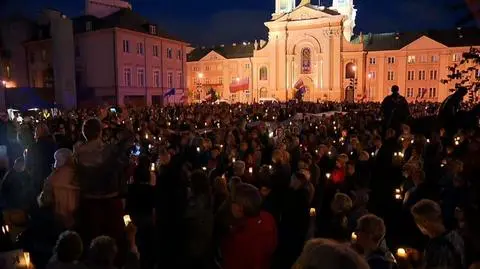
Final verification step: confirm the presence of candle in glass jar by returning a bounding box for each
[309,208,316,217]
[150,163,155,172]
[248,167,253,174]
[326,173,331,179]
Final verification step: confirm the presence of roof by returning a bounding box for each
[271,4,340,22]
[31,8,184,43]
[355,27,480,51]
[187,43,255,62]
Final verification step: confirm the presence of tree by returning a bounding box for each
[441,47,480,100]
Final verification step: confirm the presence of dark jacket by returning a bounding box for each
[381,93,410,129]
[74,138,130,197]
[25,136,57,194]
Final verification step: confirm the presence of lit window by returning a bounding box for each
[431,55,439,62]
[205,78,210,84]
[123,40,130,53]
[167,72,173,88]
[167,48,173,59]
[430,70,438,80]
[137,43,144,55]
[153,70,160,88]
[153,45,159,57]
[420,55,427,63]
[137,68,145,87]
[124,67,132,86]
[407,55,416,64]
[368,71,376,79]
[259,67,268,81]
[219,76,223,84]
[245,64,250,69]
[369,58,376,65]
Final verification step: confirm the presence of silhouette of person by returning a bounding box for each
[438,87,468,138]
[381,85,410,132]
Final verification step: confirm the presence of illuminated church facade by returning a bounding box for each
[186,0,480,103]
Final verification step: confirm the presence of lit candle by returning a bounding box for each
[24,252,31,269]
[232,158,236,163]
[150,163,155,172]
[395,194,403,200]
[123,215,131,226]
[197,147,201,153]
[396,248,408,258]
[202,167,207,171]
[427,139,430,143]
[145,134,149,140]
[410,139,414,144]
[269,132,274,138]
[351,232,358,242]
[309,208,316,217]
[249,167,253,174]
[268,165,273,170]
[326,173,331,179]
[328,151,332,156]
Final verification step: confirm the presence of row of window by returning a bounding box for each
[122,40,182,59]
[193,67,269,82]
[192,63,251,72]
[123,67,182,88]
[369,54,461,65]
[407,70,438,80]
[406,87,437,98]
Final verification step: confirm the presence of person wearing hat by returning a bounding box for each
[38,148,79,229]
[380,85,410,132]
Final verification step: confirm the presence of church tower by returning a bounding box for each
[275,0,295,16]
[331,0,357,41]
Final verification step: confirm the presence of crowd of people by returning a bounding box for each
[0,86,480,269]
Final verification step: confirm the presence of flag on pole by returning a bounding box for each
[229,78,249,93]
[164,88,176,97]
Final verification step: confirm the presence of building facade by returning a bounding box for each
[187,0,480,103]
[19,0,187,109]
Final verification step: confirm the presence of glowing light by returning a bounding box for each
[326,173,331,179]
[397,248,408,258]
[249,167,253,174]
[202,167,207,171]
[309,208,316,217]
[150,163,155,172]
[197,73,204,79]
[351,232,358,242]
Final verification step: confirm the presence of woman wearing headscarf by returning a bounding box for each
[38,148,79,229]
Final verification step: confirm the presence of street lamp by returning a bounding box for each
[197,73,204,79]
[235,77,240,83]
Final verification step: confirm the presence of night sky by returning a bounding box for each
[0,0,472,45]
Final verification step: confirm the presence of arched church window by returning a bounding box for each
[259,67,268,81]
[345,62,356,79]
[301,48,312,74]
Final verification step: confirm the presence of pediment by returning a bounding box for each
[275,5,338,22]
[401,36,448,51]
[199,50,226,61]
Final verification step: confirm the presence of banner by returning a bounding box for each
[229,78,249,93]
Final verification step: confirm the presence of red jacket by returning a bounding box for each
[222,211,278,269]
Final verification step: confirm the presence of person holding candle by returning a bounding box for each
[353,214,397,269]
